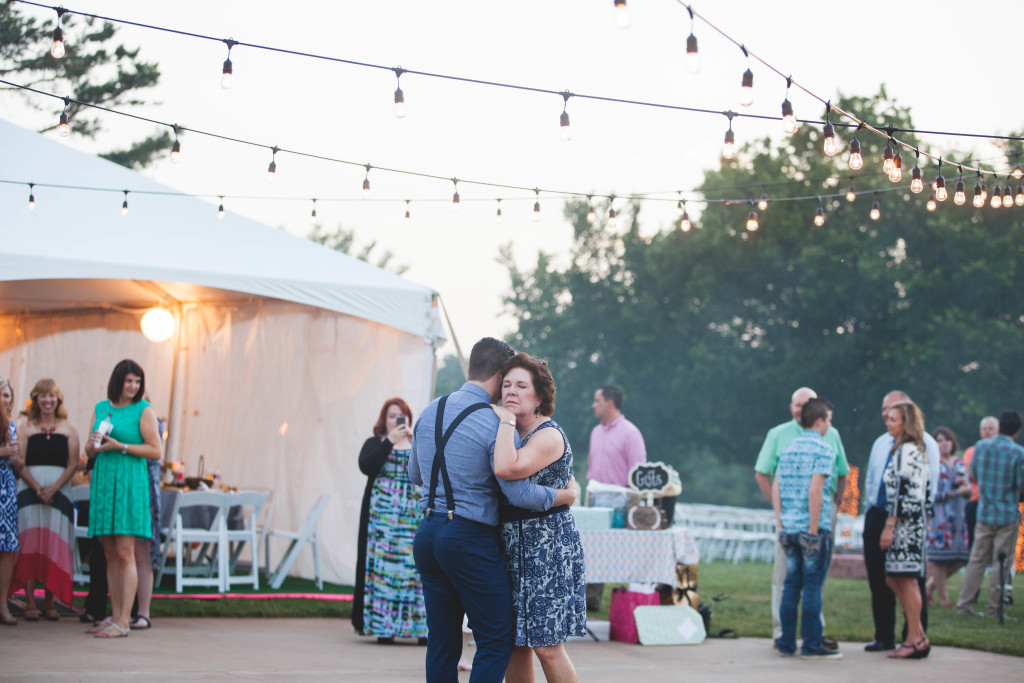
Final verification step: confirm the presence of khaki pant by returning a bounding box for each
[955,519,1021,617]
[771,502,836,639]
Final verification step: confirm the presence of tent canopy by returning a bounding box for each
[0,118,441,342]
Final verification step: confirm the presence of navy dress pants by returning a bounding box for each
[863,505,927,643]
[414,515,513,683]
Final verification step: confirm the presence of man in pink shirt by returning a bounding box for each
[587,385,647,487]
[585,385,647,610]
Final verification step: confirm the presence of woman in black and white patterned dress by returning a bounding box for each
[880,401,931,660]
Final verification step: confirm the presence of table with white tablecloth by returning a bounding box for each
[578,527,700,586]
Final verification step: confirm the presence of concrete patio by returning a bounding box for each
[0,617,1020,681]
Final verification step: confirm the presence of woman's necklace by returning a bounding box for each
[519,414,547,439]
[41,425,56,440]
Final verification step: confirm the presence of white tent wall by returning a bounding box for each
[0,309,175,437]
[171,301,435,584]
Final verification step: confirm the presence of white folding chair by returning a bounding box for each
[71,485,91,583]
[154,488,183,589]
[224,490,269,590]
[232,485,277,577]
[265,493,330,590]
[174,491,228,592]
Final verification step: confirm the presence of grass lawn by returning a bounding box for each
[80,560,1023,657]
[588,560,1024,657]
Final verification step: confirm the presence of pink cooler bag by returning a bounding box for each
[608,587,660,643]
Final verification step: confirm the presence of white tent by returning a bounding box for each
[0,118,445,586]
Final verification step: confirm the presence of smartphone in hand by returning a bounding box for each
[396,416,406,426]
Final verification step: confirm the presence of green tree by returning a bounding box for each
[432,354,465,398]
[0,4,166,168]
[307,223,408,274]
[504,89,1024,507]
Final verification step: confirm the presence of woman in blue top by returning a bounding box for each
[0,378,22,625]
[84,360,162,638]
[493,353,586,683]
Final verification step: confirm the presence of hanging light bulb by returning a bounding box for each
[608,207,617,228]
[310,199,318,225]
[848,138,863,170]
[882,141,894,175]
[910,160,923,193]
[758,192,769,211]
[680,207,691,232]
[781,83,797,135]
[170,125,181,164]
[1015,184,1024,206]
[1013,164,1023,181]
[889,150,903,182]
[28,184,35,211]
[954,178,966,205]
[822,109,839,157]
[121,190,129,217]
[362,164,372,199]
[218,197,225,220]
[560,92,572,142]
[813,205,825,227]
[586,196,596,224]
[870,193,880,221]
[684,6,699,73]
[58,98,70,137]
[451,179,460,213]
[973,180,985,208]
[745,208,759,231]
[722,115,736,160]
[685,32,700,73]
[676,199,684,218]
[496,199,503,223]
[393,68,406,118]
[221,40,236,89]
[405,200,412,225]
[846,184,857,202]
[739,68,754,107]
[614,0,630,29]
[266,146,278,183]
[50,26,65,59]
[926,193,937,211]
[533,189,542,222]
[1003,183,1013,208]
[934,171,947,202]
[990,178,1002,208]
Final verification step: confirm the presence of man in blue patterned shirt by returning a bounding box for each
[771,397,842,660]
[955,410,1024,617]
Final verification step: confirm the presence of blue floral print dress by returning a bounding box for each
[500,420,587,647]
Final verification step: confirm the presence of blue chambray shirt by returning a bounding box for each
[410,382,556,527]
[971,434,1024,526]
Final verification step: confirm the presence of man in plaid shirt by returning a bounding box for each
[955,410,1024,617]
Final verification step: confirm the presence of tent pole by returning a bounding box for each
[163,303,184,465]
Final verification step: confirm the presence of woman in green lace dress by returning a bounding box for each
[84,360,162,638]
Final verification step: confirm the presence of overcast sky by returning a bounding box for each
[3,1,1020,357]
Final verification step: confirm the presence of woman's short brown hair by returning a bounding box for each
[933,426,959,457]
[500,353,556,416]
[373,397,413,439]
[107,359,146,403]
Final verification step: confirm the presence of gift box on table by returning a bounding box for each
[571,506,614,530]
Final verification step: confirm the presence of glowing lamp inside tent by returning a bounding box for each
[141,307,175,342]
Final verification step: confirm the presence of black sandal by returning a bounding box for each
[130,615,152,630]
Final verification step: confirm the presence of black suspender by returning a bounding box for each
[426,394,490,520]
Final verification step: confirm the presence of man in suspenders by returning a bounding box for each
[411,337,578,682]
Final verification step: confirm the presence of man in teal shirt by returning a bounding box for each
[754,387,850,649]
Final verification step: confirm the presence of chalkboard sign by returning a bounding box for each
[628,461,672,495]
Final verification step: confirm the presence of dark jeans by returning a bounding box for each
[413,515,513,682]
[862,506,927,644]
[778,530,832,655]
[965,500,978,550]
